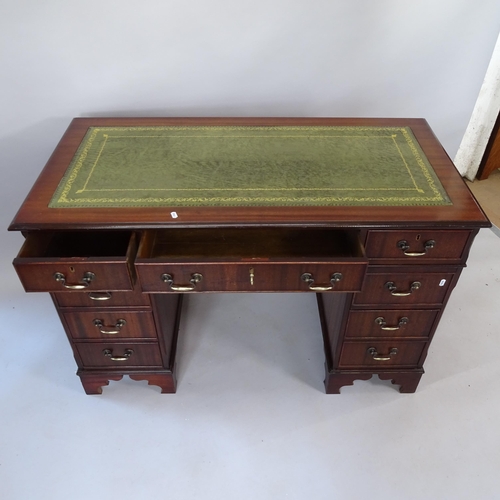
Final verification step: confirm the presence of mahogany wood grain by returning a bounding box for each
[137,261,367,293]
[78,371,176,394]
[377,371,424,393]
[14,231,137,292]
[9,117,491,395]
[136,227,367,292]
[344,309,439,339]
[316,292,351,369]
[364,229,471,261]
[339,340,427,368]
[62,310,157,340]
[150,294,183,370]
[9,117,490,231]
[129,373,176,393]
[14,260,134,293]
[352,271,456,307]
[78,373,125,395]
[74,295,182,394]
[75,342,163,368]
[52,288,151,308]
[324,370,424,394]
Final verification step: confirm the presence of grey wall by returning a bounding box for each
[2,0,500,228]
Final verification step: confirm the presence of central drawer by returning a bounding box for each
[136,228,368,293]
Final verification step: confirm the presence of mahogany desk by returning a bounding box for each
[9,118,490,394]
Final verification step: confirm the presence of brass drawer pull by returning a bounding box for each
[103,348,133,361]
[161,273,203,291]
[301,272,343,291]
[93,318,127,335]
[54,271,95,289]
[88,292,112,301]
[367,347,398,361]
[375,316,409,330]
[397,239,435,256]
[385,281,421,296]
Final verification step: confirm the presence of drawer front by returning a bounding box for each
[54,289,150,308]
[13,261,133,293]
[63,311,157,340]
[339,341,427,368]
[345,309,439,339]
[353,272,454,306]
[13,231,137,293]
[75,342,163,368]
[137,261,367,293]
[365,230,471,261]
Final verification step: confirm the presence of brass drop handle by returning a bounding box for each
[397,239,435,256]
[367,347,398,361]
[103,348,133,361]
[93,318,127,335]
[54,271,95,289]
[385,281,421,296]
[375,316,409,330]
[161,273,203,291]
[301,272,343,291]
[88,292,112,301]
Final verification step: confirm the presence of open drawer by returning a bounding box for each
[136,228,368,293]
[13,231,137,292]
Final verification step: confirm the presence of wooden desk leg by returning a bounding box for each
[377,370,424,393]
[78,371,177,394]
[129,371,177,393]
[324,369,424,394]
[324,370,372,394]
[78,372,124,395]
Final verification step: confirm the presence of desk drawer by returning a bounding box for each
[137,261,366,293]
[353,272,455,306]
[14,231,137,292]
[53,289,151,308]
[62,311,157,340]
[75,342,163,368]
[339,341,427,368]
[365,230,471,261]
[345,309,439,339]
[136,228,367,293]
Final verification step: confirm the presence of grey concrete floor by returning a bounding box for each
[1,228,499,499]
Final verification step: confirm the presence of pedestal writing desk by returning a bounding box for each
[9,118,490,394]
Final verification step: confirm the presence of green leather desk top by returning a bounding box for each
[49,125,451,208]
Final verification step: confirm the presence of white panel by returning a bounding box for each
[454,32,500,180]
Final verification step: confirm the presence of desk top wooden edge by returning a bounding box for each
[9,117,491,231]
